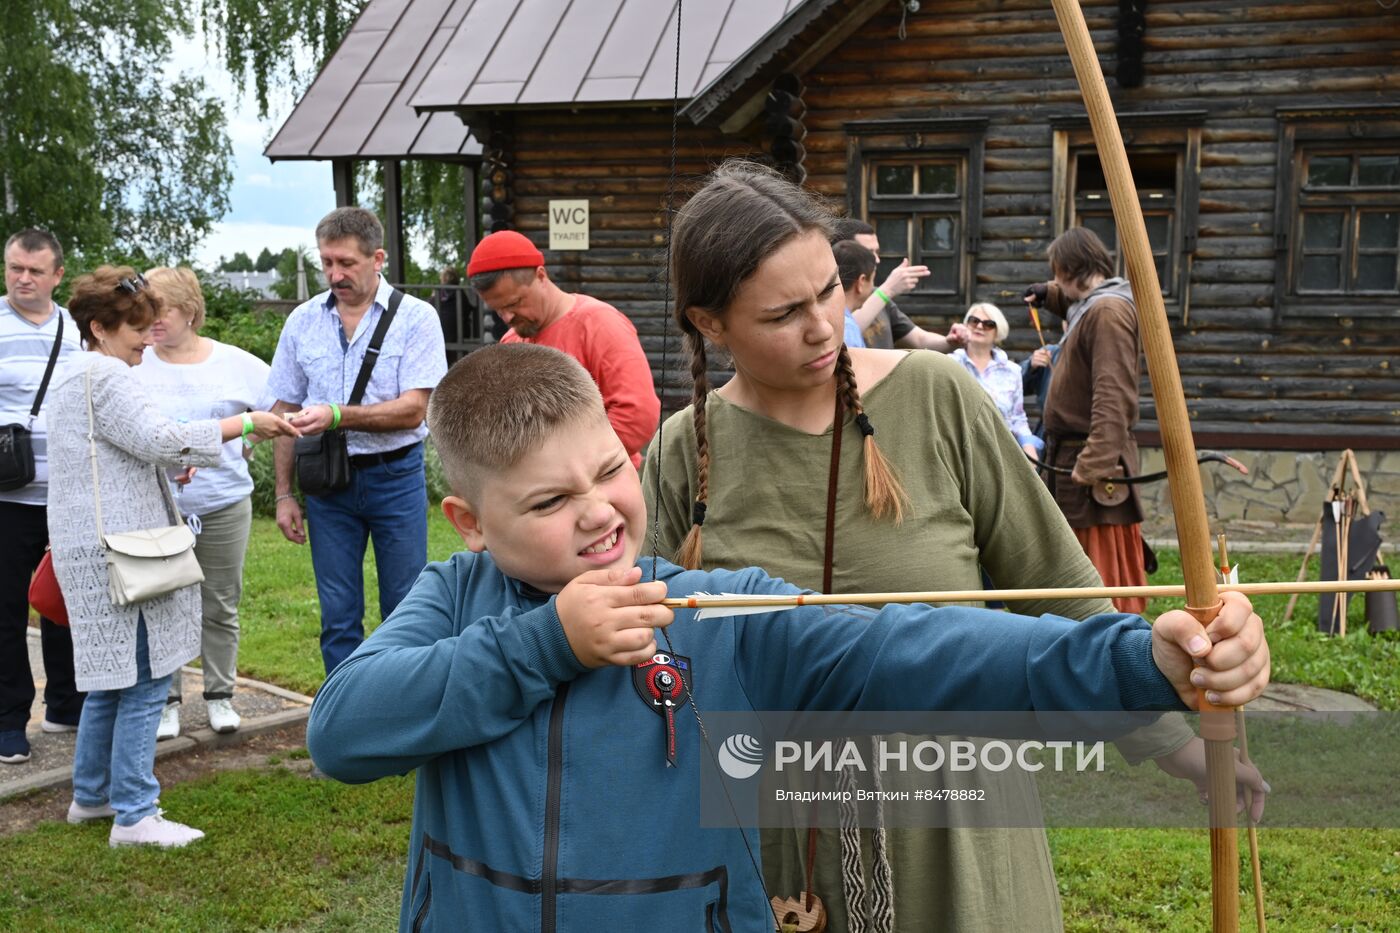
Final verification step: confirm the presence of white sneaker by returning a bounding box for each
[206,698,241,734]
[109,813,204,848]
[157,704,181,741]
[67,800,117,824]
[42,718,79,734]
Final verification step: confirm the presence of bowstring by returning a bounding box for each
[648,0,778,923]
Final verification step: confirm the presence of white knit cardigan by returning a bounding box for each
[45,354,223,692]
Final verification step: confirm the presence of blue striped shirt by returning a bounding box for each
[0,298,83,505]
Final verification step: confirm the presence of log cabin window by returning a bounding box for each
[1071,151,1179,294]
[1051,113,1205,311]
[1291,150,1400,296]
[844,117,986,313]
[1274,106,1400,321]
[868,158,965,295]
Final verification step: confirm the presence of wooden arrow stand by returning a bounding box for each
[1282,449,1372,629]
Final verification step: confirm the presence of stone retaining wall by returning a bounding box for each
[1134,448,1399,550]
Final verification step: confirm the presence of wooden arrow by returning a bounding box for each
[664,576,1400,615]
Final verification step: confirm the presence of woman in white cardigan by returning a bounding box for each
[45,267,297,848]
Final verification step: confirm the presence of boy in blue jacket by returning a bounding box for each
[307,344,1269,933]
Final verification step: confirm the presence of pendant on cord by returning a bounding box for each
[632,652,691,767]
[771,893,827,932]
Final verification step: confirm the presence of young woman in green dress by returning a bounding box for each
[644,162,1260,933]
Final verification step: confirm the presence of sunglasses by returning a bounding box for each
[965,316,997,330]
[115,273,148,295]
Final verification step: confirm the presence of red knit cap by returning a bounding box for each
[467,231,545,276]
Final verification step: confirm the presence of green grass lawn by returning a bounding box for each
[0,767,412,932]
[4,515,1397,930]
[235,513,465,696]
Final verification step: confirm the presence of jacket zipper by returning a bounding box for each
[541,682,570,933]
[412,878,432,933]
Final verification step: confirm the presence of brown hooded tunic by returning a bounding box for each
[1040,277,1144,528]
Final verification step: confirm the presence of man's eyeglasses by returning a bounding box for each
[965,316,997,331]
[115,273,148,295]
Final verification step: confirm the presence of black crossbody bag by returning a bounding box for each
[295,289,404,497]
[0,314,65,491]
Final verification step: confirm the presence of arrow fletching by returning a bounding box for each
[686,592,803,620]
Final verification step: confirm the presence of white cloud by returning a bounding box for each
[229,117,273,151]
[196,221,319,269]
[245,172,274,188]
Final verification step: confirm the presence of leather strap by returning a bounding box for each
[805,823,819,912]
[29,314,64,427]
[822,390,844,594]
[347,288,405,407]
[805,388,847,910]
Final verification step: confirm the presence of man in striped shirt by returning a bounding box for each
[0,229,85,764]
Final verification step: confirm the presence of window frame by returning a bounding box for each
[845,117,987,314]
[1274,105,1400,323]
[1050,111,1205,317]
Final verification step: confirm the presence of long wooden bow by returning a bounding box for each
[1049,1,1241,929]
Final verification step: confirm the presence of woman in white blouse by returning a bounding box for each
[45,267,296,848]
[136,267,272,741]
[950,302,1041,460]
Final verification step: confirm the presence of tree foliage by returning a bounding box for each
[403,161,471,270]
[199,0,364,120]
[220,251,255,272]
[0,1,232,262]
[356,161,470,273]
[271,246,318,300]
[203,0,472,274]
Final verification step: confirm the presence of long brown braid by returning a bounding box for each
[833,345,908,523]
[670,161,907,569]
[674,330,711,569]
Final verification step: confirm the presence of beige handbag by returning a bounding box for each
[85,364,203,607]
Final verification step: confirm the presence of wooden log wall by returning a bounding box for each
[503,0,1399,441]
[799,0,1400,442]
[511,108,764,413]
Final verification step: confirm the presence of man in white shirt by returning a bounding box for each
[267,208,447,677]
[0,229,84,764]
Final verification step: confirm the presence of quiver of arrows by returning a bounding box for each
[1367,564,1399,635]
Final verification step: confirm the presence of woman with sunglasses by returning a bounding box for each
[950,302,1042,461]
[43,267,298,847]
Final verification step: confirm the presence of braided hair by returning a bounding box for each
[669,162,907,569]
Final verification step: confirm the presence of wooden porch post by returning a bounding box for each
[463,162,479,255]
[383,159,406,284]
[332,159,356,207]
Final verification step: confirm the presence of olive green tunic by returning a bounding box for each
[643,351,1189,933]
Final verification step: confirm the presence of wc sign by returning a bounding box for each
[549,199,589,250]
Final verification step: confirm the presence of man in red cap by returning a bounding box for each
[467,231,659,467]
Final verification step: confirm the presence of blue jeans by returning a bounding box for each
[71,616,170,826]
[305,443,428,675]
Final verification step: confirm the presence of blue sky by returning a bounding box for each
[169,34,336,269]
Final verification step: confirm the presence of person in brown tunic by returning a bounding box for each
[1027,227,1148,613]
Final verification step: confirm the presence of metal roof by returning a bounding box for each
[409,0,806,114]
[264,0,482,162]
[681,0,880,125]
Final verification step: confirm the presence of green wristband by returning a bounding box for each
[330,403,341,430]
[874,287,891,305]
[240,412,254,439]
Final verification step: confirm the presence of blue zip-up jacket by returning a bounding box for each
[308,554,1184,932]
